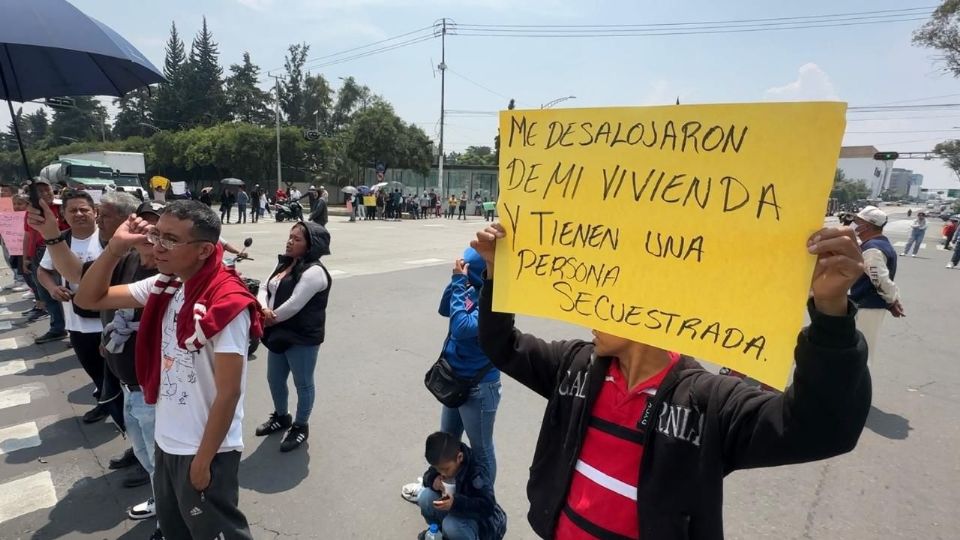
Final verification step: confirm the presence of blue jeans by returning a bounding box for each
[35,282,65,334]
[267,344,320,425]
[903,230,925,255]
[440,380,501,484]
[418,488,479,540]
[123,387,156,477]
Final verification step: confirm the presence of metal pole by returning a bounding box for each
[270,74,283,190]
[0,68,32,179]
[438,18,447,196]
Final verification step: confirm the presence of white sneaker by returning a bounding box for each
[911,254,916,258]
[401,477,424,503]
[21,291,34,300]
[128,497,156,520]
[948,263,955,269]
[9,285,27,292]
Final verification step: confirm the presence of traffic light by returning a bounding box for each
[873,151,899,161]
[44,97,74,109]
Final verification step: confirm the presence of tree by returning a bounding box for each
[153,22,188,130]
[49,97,108,143]
[331,76,371,130]
[913,1,960,76]
[279,43,309,126]
[181,17,227,126]
[344,101,432,176]
[447,145,495,166]
[226,52,272,125]
[831,168,871,204]
[26,109,49,146]
[4,108,24,151]
[113,88,156,139]
[933,139,960,181]
[303,74,333,131]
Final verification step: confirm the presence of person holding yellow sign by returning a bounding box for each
[470,222,870,540]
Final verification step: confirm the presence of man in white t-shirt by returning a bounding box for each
[75,201,258,539]
[34,191,112,424]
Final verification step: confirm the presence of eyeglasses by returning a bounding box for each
[145,230,209,251]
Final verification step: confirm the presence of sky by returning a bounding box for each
[4,0,960,189]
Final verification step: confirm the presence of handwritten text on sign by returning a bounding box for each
[0,212,26,256]
[492,103,847,389]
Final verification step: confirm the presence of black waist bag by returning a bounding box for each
[425,353,495,408]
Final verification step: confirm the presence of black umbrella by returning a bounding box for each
[221,178,245,187]
[0,0,165,179]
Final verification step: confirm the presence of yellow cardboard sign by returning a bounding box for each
[493,102,847,389]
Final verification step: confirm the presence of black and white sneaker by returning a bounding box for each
[127,497,156,520]
[280,423,308,452]
[255,412,292,436]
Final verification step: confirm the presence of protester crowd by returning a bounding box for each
[344,188,495,223]
[1,178,947,539]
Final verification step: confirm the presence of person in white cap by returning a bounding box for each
[848,205,904,362]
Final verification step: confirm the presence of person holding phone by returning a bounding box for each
[22,179,68,336]
[417,431,507,540]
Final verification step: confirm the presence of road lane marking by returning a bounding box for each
[0,383,47,410]
[0,471,57,524]
[0,421,41,455]
[403,258,445,265]
[0,360,26,377]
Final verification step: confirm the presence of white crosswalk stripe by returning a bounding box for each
[0,472,57,524]
[0,383,47,411]
[0,360,26,377]
[0,421,41,455]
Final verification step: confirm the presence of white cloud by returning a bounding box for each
[764,63,839,101]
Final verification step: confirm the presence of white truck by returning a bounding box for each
[59,151,149,200]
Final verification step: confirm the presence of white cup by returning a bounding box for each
[442,480,456,497]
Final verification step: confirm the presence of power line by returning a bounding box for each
[847,114,960,122]
[262,25,435,73]
[446,67,511,100]
[305,35,436,70]
[456,6,933,29]
[454,16,927,38]
[862,93,960,107]
[846,129,960,134]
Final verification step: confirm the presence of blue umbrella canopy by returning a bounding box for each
[0,0,165,179]
[0,0,165,101]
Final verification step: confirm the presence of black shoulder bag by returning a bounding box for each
[424,338,495,408]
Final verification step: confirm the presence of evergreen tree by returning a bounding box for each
[26,109,49,145]
[113,88,157,138]
[49,97,107,143]
[226,52,272,125]
[2,108,23,151]
[182,17,227,126]
[303,74,333,132]
[279,43,309,126]
[331,76,371,130]
[153,22,188,130]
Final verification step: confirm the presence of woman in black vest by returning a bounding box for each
[255,221,332,452]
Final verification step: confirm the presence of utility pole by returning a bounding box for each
[269,73,283,190]
[437,18,447,196]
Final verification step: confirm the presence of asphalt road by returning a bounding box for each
[0,207,957,539]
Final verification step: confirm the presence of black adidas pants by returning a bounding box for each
[154,447,252,539]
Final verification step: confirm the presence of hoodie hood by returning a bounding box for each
[278,221,330,266]
[438,247,487,317]
[462,247,486,289]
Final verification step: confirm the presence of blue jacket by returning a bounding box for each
[439,248,500,383]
